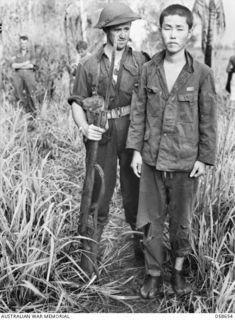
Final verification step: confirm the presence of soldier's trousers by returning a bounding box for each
[86,115,139,230]
[13,70,37,114]
[137,162,198,276]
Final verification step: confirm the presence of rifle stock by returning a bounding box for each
[79,39,117,278]
[79,140,99,236]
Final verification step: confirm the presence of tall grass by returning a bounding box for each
[1,77,235,312]
[190,102,235,313]
[1,100,87,312]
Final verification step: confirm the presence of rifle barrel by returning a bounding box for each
[104,39,116,110]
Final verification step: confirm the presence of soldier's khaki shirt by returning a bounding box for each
[69,45,148,110]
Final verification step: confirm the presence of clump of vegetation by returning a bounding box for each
[1,52,235,312]
[0,0,235,314]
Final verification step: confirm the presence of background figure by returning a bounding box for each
[71,40,91,76]
[225,54,235,105]
[11,35,37,116]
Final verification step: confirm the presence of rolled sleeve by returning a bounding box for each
[126,64,147,152]
[198,70,217,166]
[68,63,90,106]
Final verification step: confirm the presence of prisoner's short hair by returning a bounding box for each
[19,35,29,41]
[76,40,88,51]
[159,4,193,29]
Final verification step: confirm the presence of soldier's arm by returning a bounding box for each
[70,62,105,141]
[21,60,34,69]
[12,50,35,69]
[12,60,33,69]
[71,102,104,141]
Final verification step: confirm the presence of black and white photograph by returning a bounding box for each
[0,0,234,316]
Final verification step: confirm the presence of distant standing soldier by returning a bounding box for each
[68,3,150,272]
[11,35,37,115]
[225,54,235,105]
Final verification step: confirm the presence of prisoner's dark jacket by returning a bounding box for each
[126,50,217,171]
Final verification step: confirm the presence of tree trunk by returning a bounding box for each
[79,0,87,41]
[0,21,3,103]
[64,6,74,93]
[64,8,72,66]
[28,0,33,26]
[204,0,216,67]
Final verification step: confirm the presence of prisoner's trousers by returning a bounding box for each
[137,162,198,276]
[13,69,37,114]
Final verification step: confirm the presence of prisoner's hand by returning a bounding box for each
[190,160,205,178]
[131,151,142,178]
[81,124,105,141]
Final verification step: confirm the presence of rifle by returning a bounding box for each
[78,39,117,278]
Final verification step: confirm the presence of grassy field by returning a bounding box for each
[0,48,235,313]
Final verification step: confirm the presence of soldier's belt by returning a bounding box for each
[106,105,130,119]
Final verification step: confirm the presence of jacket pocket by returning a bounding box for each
[178,93,198,123]
[146,85,161,117]
[98,74,109,94]
[123,63,139,76]
[121,64,139,94]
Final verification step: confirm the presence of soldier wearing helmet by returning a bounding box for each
[95,2,142,29]
[68,2,150,274]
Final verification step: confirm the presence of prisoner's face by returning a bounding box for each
[160,15,192,54]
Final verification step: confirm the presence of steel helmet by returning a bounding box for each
[95,3,141,29]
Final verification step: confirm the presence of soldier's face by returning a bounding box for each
[107,22,131,50]
[78,48,87,58]
[160,15,192,54]
[20,39,29,51]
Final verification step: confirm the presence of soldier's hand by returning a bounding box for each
[190,160,205,178]
[131,150,142,178]
[81,124,105,141]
